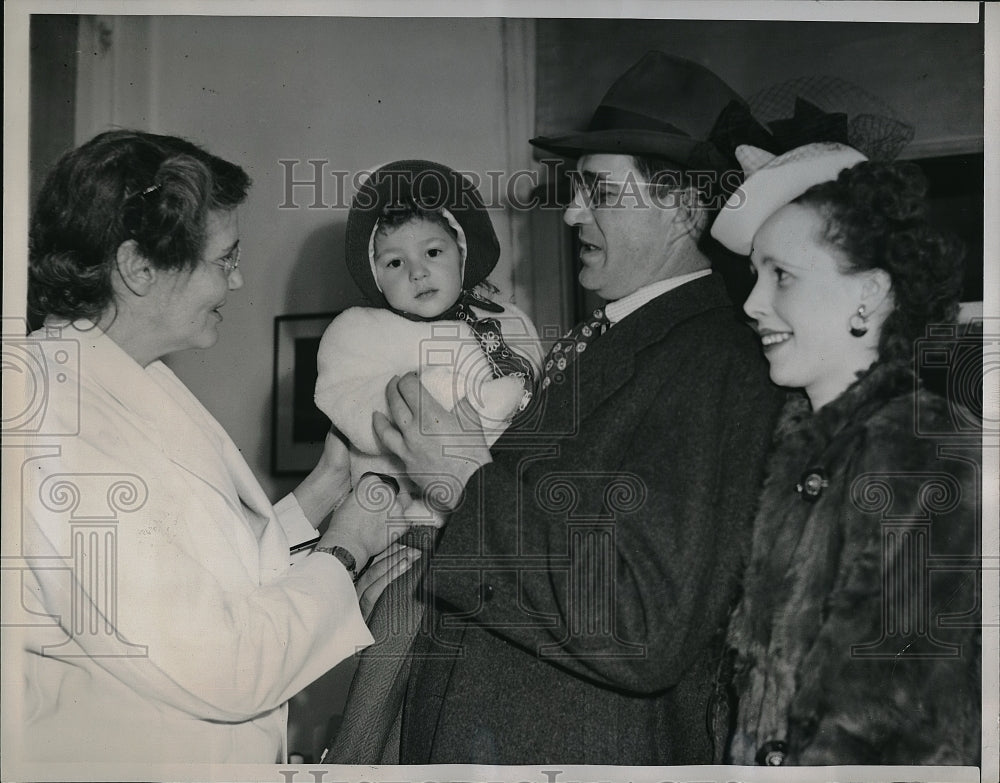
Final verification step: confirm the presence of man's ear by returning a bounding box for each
[673,184,709,237]
[115,240,156,296]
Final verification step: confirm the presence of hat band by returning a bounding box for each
[588,105,691,138]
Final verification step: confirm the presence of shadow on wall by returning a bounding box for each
[288,657,360,763]
[285,219,361,316]
[266,217,363,496]
[268,218,369,759]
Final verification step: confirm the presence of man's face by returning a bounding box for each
[562,153,687,301]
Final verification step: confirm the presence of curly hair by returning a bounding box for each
[793,161,965,364]
[374,197,459,241]
[29,129,251,322]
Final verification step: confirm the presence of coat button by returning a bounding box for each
[796,467,828,501]
[481,583,494,602]
[755,740,787,766]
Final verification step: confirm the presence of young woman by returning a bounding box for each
[711,144,980,765]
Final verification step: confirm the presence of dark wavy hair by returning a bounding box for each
[29,129,251,322]
[793,161,965,364]
[374,197,459,241]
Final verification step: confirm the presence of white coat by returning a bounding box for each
[11,320,374,764]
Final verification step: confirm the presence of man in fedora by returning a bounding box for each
[337,51,783,765]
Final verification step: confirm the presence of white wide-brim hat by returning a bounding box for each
[710,142,868,256]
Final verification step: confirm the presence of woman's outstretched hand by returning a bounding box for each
[372,372,491,513]
[316,472,410,570]
[293,428,353,527]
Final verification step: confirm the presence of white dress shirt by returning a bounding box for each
[605,269,712,326]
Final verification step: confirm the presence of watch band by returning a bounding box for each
[314,545,358,581]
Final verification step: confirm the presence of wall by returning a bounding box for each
[535,19,984,157]
[29,15,78,207]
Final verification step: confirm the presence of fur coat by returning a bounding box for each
[725,360,981,766]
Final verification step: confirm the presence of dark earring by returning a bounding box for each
[849,305,869,338]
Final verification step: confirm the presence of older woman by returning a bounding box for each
[17,130,414,763]
[711,144,980,765]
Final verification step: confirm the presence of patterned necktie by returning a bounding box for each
[541,307,610,390]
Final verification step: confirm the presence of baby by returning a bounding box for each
[315,159,542,524]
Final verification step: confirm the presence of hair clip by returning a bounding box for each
[125,182,162,203]
[123,183,163,236]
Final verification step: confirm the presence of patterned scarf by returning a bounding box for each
[393,290,536,391]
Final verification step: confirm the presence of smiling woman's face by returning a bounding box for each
[147,209,243,359]
[743,203,881,409]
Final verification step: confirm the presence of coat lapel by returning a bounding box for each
[71,322,272,580]
[575,274,736,421]
[146,361,282,571]
[149,363,292,583]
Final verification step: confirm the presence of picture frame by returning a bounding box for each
[271,312,339,476]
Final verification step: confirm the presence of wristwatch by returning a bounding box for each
[313,545,358,581]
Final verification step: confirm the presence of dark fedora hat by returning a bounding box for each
[345,159,500,308]
[530,51,758,171]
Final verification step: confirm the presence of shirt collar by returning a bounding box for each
[604,269,712,326]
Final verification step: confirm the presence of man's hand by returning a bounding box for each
[373,373,491,512]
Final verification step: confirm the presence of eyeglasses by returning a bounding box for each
[568,172,686,209]
[214,243,241,275]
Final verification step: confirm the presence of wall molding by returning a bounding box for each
[75,15,153,143]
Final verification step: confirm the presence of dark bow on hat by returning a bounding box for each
[767,97,850,153]
[707,99,779,166]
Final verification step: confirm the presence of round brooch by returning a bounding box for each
[755,740,788,766]
[796,467,828,502]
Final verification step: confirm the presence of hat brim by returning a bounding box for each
[710,143,867,256]
[530,129,729,171]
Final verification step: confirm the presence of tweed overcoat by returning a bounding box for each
[725,360,981,765]
[393,273,784,764]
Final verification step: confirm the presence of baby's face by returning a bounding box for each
[373,217,464,318]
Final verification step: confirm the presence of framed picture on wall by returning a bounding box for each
[271,312,339,476]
